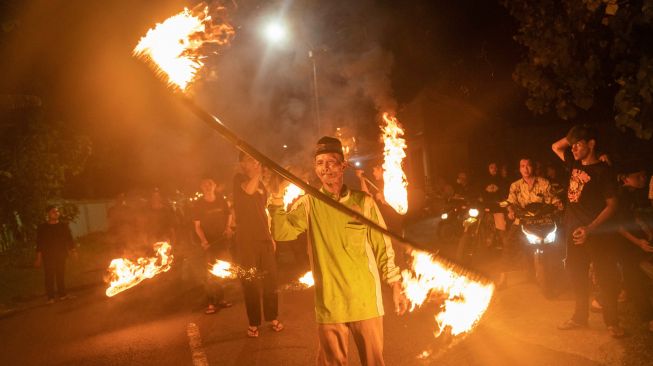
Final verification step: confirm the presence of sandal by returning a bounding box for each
[557,319,586,330]
[271,320,284,332]
[204,305,217,315]
[247,326,259,338]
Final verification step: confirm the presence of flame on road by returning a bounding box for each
[298,271,315,287]
[105,242,174,297]
[133,5,234,92]
[402,251,494,337]
[381,113,408,215]
[283,184,305,210]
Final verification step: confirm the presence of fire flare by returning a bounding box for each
[381,113,408,215]
[401,251,494,337]
[105,242,174,297]
[298,271,315,287]
[133,4,234,92]
[209,260,236,279]
[283,184,305,210]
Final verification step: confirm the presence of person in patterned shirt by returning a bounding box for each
[506,158,561,221]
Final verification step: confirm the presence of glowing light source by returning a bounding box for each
[105,242,174,297]
[262,20,287,44]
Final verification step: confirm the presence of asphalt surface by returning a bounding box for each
[0,221,639,366]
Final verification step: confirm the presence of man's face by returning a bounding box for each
[240,155,261,178]
[47,207,60,221]
[624,171,647,189]
[457,173,467,185]
[315,153,345,187]
[200,179,216,195]
[488,163,498,176]
[519,159,533,179]
[571,139,593,161]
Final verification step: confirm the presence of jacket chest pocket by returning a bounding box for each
[344,222,366,256]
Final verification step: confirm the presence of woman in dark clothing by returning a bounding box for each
[34,205,76,303]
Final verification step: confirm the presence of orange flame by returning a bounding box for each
[133,5,234,92]
[283,184,305,210]
[209,259,236,279]
[105,242,174,297]
[381,113,408,215]
[298,271,315,287]
[402,251,494,337]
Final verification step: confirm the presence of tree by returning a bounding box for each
[0,105,91,253]
[502,0,653,139]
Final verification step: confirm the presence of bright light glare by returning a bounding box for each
[263,20,287,43]
[544,226,557,243]
[521,227,541,245]
[441,213,448,220]
[354,161,361,167]
[468,208,479,218]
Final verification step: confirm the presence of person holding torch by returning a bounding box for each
[268,136,408,366]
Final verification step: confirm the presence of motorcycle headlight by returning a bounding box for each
[468,208,479,218]
[441,213,448,220]
[521,226,541,245]
[544,225,557,244]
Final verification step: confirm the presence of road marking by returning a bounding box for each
[186,322,209,366]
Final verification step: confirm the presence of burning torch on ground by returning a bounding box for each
[105,241,174,297]
[132,3,495,354]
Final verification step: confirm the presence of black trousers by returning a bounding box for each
[236,239,278,327]
[565,233,620,326]
[43,254,66,299]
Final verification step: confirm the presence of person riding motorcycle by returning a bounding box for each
[500,158,562,287]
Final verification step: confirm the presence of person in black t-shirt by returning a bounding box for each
[552,124,623,337]
[193,178,234,314]
[232,152,282,338]
[34,205,77,304]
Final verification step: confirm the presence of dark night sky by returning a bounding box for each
[4,0,632,199]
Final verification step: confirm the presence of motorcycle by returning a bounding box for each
[436,196,468,243]
[455,202,503,268]
[514,202,564,298]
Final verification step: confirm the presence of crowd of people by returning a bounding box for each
[33,124,653,364]
[433,124,653,338]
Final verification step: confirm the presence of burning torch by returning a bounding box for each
[132,4,494,342]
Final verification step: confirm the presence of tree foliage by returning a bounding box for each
[502,0,653,139]
[0,106,91,252]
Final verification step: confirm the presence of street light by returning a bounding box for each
[262,20,288,44]
[260,18,321,135]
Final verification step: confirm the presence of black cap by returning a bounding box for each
[566,124,598,145]
[315,136,344,159]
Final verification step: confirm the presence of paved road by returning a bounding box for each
[0,254,628,366]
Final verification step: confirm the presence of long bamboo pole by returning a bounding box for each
[177,95,488,280]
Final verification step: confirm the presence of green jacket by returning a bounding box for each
[268,186,401,324]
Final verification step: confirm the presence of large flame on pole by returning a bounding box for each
[133,5,234,92]
[105,242,174,297]
[402,251,494,337]
[283,184,305,210]
[381,113,408,215]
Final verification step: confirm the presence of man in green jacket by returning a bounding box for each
[268,136,408,366]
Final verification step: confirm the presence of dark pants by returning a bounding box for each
[205,243,230,306]
[565,233,620,326]
[619,244,653,322]
[236,239,278,327]
[43,254,66,299]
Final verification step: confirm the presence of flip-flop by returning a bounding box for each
[247,326,259,338]
[271,320,284,332]
[204,305,217,315]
